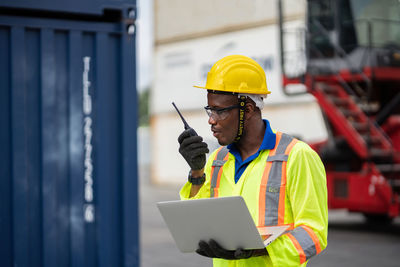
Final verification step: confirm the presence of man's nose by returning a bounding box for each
[208,115,217,125]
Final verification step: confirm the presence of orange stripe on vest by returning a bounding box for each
[301,225,322,254]
[287,233,307,264]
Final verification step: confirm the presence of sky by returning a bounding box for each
[136,0,153,92]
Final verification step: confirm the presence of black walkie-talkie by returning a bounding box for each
[172,102,198,136]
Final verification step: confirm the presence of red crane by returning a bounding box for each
[278,0,400,223]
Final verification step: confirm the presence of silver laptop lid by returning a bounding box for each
[157,196,265,253]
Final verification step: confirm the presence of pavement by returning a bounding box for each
[139,165,400,267]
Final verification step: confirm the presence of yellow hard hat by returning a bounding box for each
[194,55,271,95]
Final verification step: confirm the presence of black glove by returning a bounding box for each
[178,128,209,170]
[196,239,255,260]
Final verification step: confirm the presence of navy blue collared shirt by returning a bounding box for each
[227,119,276,183]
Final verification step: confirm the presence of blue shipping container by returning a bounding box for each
[0,0,133,16]
[0,1,139,267]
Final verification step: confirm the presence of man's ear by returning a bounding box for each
[245,102,256,114]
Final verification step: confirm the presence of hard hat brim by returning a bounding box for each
[193,85,271,95]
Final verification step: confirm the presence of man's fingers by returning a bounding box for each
[180,135,203,147]
[179,145,209,160]
[187,145,209,155]
[177,128,198,144]
[182,141,208,152]
[209,239,234,259]
[234,248,253,259]
[190,148,209,159]
[198,240,217,258]
[197,240,251,260]
[177,130,190,144]
[177,128,208,170]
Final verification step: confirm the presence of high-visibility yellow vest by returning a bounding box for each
[180,132,328,267]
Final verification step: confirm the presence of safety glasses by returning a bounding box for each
[204,104,240,121]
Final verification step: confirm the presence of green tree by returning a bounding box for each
[138,89,150,126]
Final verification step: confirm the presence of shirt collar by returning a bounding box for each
[227,119,276,152]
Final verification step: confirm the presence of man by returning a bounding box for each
[178,55,328,266]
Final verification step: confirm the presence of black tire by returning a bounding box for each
[363,213,394,225]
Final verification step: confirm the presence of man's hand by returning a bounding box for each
[195,239,267,260]
[178,128,209,170]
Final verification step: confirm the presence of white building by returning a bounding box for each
[150,0,327,185]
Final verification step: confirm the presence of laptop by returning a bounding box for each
[157,196,289,253]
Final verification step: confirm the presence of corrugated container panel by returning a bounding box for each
[0,0,135,16]
[0,9,139,267]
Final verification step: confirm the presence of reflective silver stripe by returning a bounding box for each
[290,226,317,260]
[212,160,226,167]
[266,154,288,162]
[264,133,294,225]
[275,133,293,154]
[210,147,229,197]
